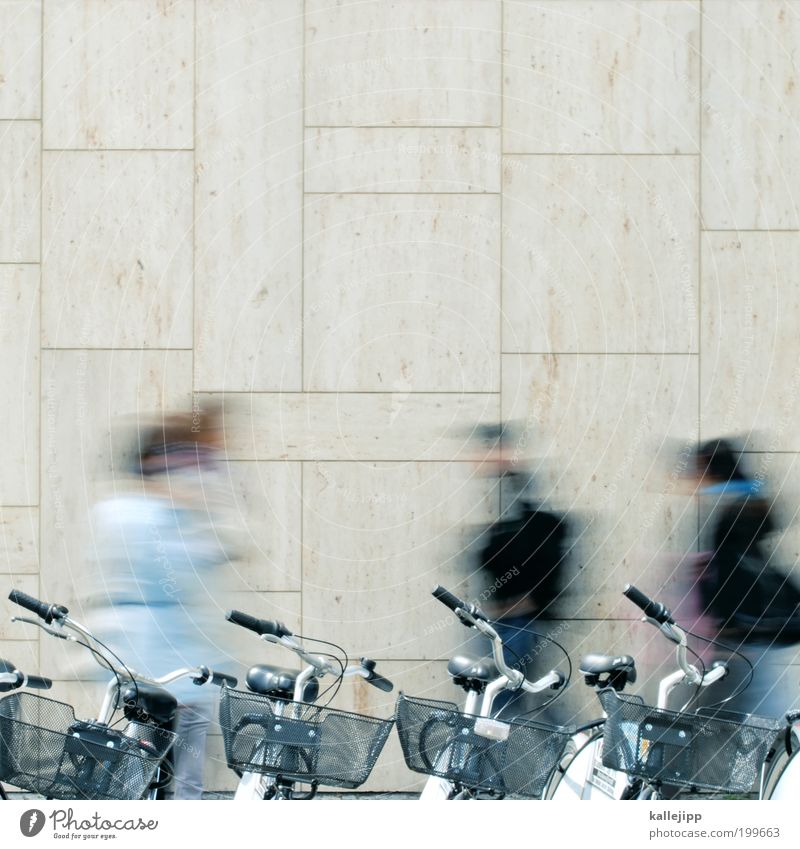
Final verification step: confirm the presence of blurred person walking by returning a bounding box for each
[89,409,239,799]
[470,423,571,717]
[690,439,800,718]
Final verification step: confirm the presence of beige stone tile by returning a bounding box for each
[194,0,303,392]
[302,462,498,660]
[700,233,800,451]
[39,349,192,630]
[0,1,41,119]
[42,0,193,149]
[0,121,40,261]
[212,391,500,462]
[0,265,38,504]
[41,151,193,348]
[0,637,38,673]
[305,128,502,193]
[504,1,700,153]
[305,0,501,127]
[502,155,699,354]
[215,462,302,592]
[0,572,38,640]
[501,354,699,616]
[304,194,501,391]
[0,508,38,575]
[702,1,800,229]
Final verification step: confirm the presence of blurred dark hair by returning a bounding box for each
[693,438,747,483]
[135,407,221,477]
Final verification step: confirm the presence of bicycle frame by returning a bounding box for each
[549,618,732,800]
[418,594,564,800]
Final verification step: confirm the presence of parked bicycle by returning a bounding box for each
[395,585,571,799]
[0,589,236,800]
[549,584,785,800]
[0,658,53,802]
[220,609,395,800]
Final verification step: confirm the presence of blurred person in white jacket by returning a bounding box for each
[89,409,239,799]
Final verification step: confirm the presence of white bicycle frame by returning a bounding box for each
[419,610,563,801]
[234,631,384,800]
[549,618,728,801]
[765,723,800,799]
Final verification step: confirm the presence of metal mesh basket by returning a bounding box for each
[218,687,394,789]
[395,693,574,798]
[0,692,175,800]
[597,688,783,793]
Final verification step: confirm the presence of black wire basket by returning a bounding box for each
[218,687,394,789]
[597,688,783,793]
[395,693,574,798]
[0,692,176,800]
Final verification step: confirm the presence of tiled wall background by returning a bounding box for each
[3,0,800,793]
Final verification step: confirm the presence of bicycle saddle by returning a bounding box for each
[121,681,178,726]
[246,664,320,703]
[447,654,499,683]
[579,653,637,689]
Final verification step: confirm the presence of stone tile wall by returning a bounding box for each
[2,0,799,793]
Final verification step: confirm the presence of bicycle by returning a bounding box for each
[548,584,784,800]
[220,608,395,800]
[0,657,53,801]
[395,585,571,799]
[1,588,236,800]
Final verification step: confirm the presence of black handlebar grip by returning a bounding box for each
[431,585,489,624]
[25,675,53,690]
[366,671,394,693]
[225,609,293,639]
[211,671,238,689]
[623,584,674,625]
[432,584,466,613]
[8,589,68,625]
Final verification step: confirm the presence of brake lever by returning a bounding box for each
[644,617,682,645]
[11,615,74,641]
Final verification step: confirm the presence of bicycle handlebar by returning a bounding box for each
[228,608,394,695]
[8,589,69,625]
[431,584,489,624]
[359,658,394,692]
[432,585,566,697]
[189,665,239,689]
[211,670,239,688]
[622,585,729,695]
[0,660,53,693]
[363,670,393,692]
[623,584,674,625]
[226,609,293,639]
[24,674,52,690]
[8,590,238,723]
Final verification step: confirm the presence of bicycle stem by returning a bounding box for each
[262,632,381,698]
[650,620,727,709]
